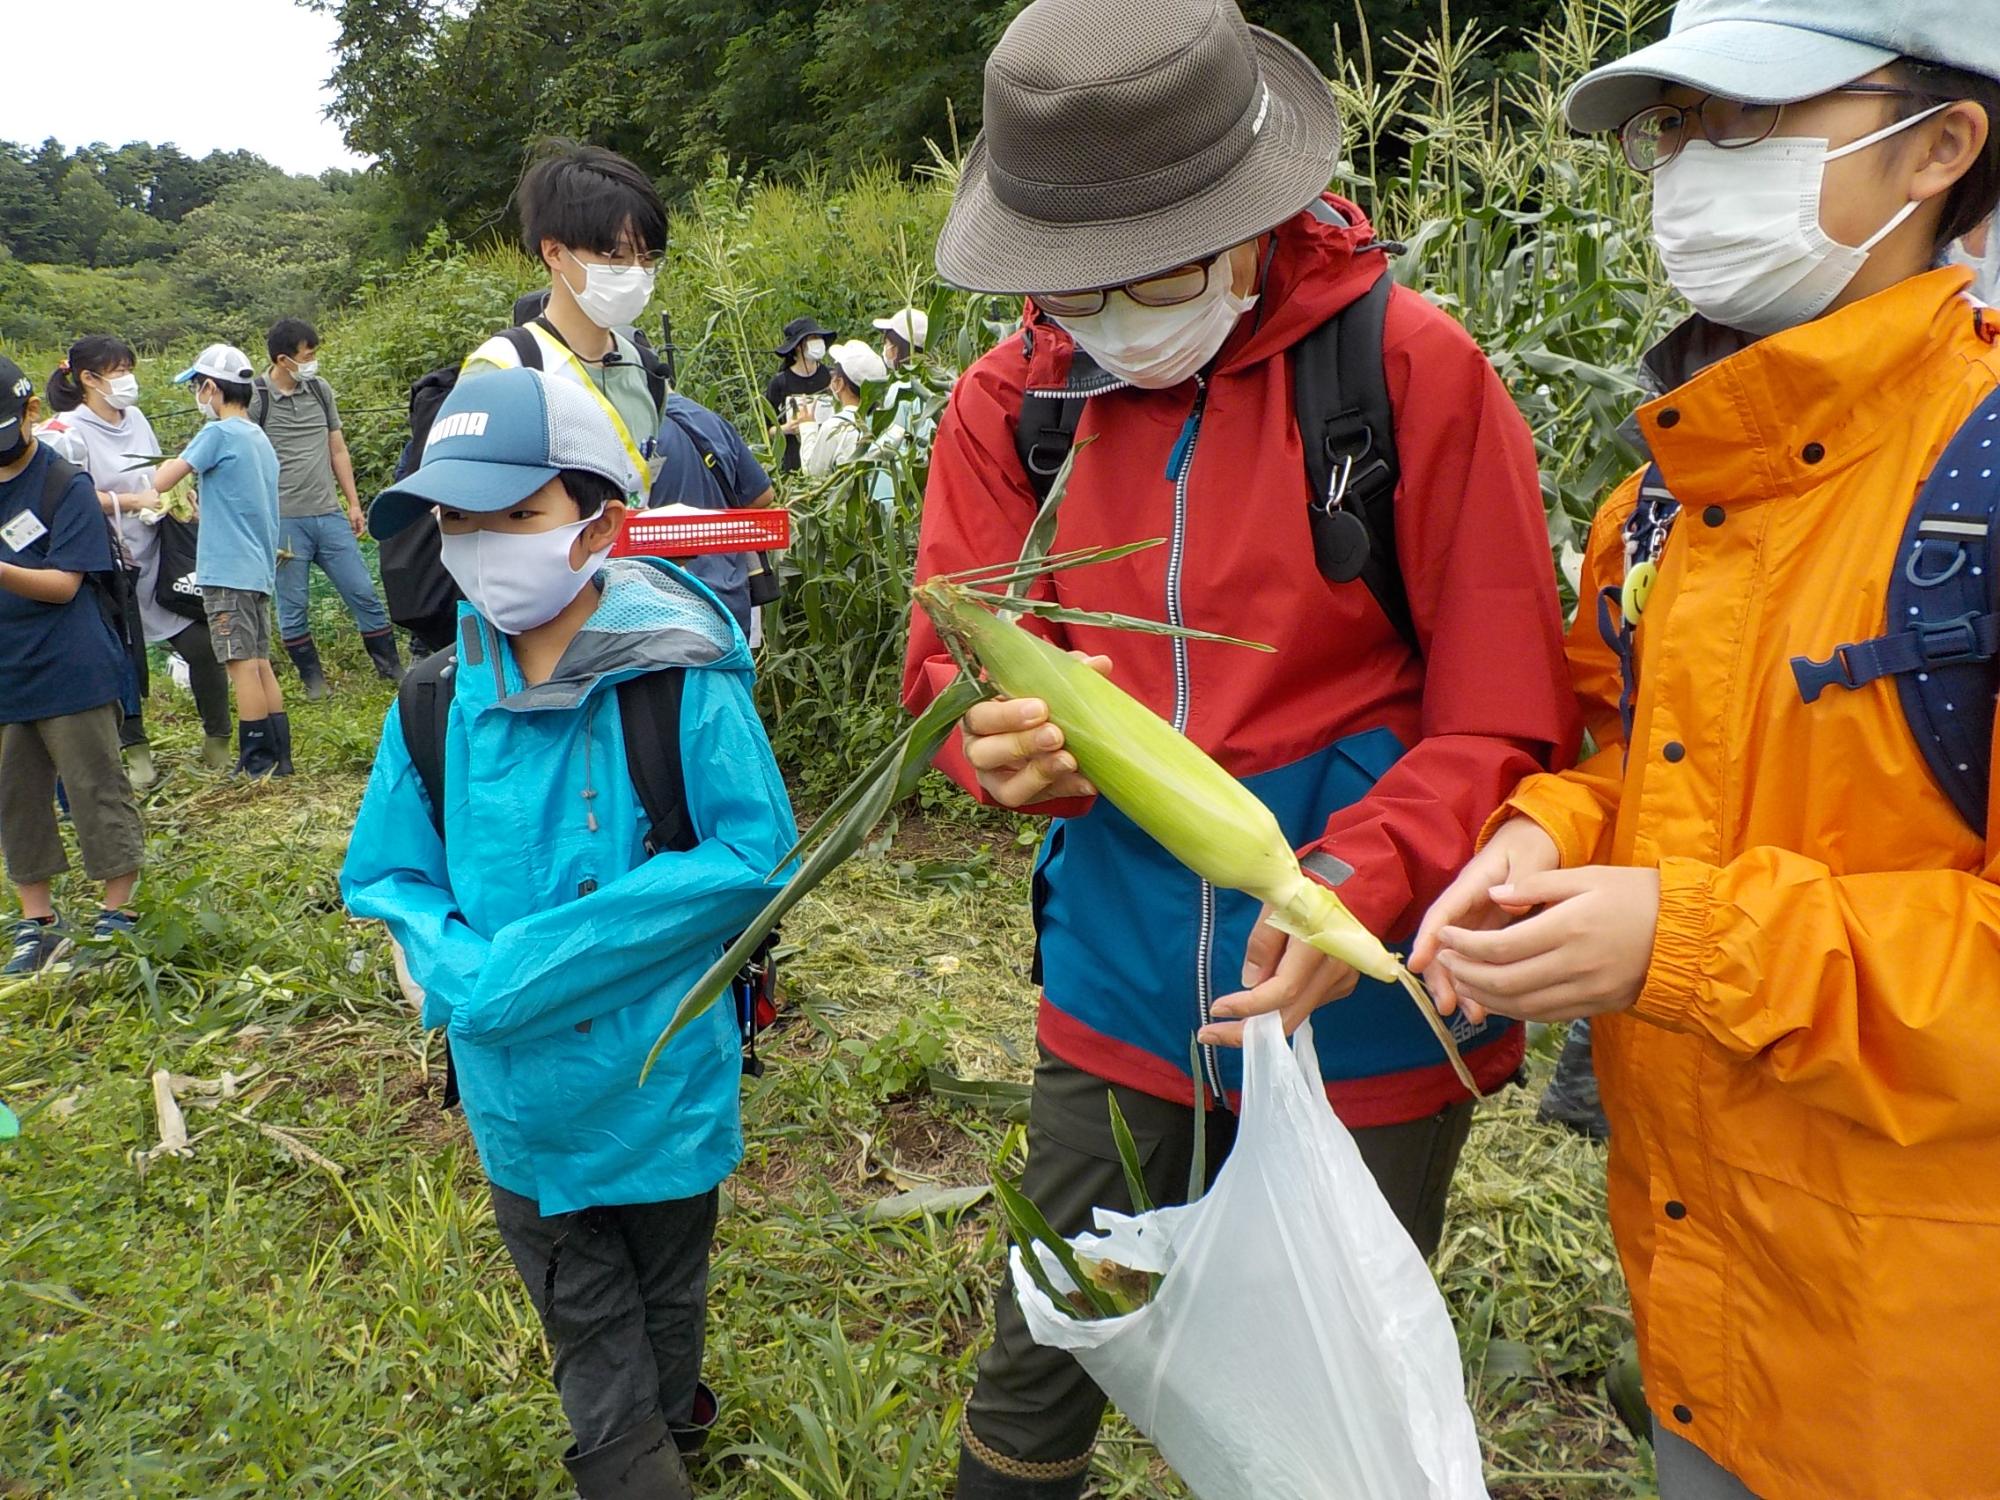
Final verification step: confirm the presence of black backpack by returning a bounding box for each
[247,375,336,432]
[1015,204,1415,653]
[31,454,132,651]
[396,646,776,1098]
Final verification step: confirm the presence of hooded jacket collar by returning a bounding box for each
[1632,267,1991,507]
[456,557,744,714]
[1020,193,1393,394]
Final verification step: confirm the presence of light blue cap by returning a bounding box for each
[368,366,643,539]
[1565,0,1993,132]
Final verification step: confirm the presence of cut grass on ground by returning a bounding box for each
[0,622,1646,1498]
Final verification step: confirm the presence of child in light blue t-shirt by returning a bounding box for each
[146,344,290,777]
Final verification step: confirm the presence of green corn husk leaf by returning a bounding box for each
[993,1174,1125,1320]
[956,592,1275,652]
[1106,1091,1154,1215]
[941,540,1162,593]
[916,581,1476,1096]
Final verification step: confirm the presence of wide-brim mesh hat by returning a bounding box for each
[937,0,1342,296]
[1564,0,1992,133]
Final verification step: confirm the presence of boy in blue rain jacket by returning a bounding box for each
[341,367,793,1500]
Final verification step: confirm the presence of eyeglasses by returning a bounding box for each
[1618,85,1934,172]
[1036,261,1215,319]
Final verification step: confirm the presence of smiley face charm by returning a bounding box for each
[1621,559,1659,624]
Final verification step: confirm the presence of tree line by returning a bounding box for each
[0,139,386,354]
[319,0,1568,246]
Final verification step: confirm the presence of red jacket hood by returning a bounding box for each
[1021,193,1389,391]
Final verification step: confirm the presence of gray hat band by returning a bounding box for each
[989,80,1270,228]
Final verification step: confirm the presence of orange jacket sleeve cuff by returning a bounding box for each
[1631,856,1717,1032]
[1478,772,1604,868]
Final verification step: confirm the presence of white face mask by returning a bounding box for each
[100,373,140,411]
[293,359,320,381]
[559,253,657,329]
[195,384,220,421]
[437,511,611,635]
[1051,254,1258,389]
[1944,214,2000,304]
[804,338,827,363]
[1650,103,1950,337]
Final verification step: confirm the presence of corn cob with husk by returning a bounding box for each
[914,578,1475,1095]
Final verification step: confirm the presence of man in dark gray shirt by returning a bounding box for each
[254,318,402,696]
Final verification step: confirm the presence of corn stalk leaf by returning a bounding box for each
[1188,1034,1209,1205]
[768,675,987,875]
[641,680,981,1081]
[992,1173,1122,1320]
[1106,1091,1153,1215]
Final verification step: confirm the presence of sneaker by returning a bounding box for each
[4,917,71,977]
[92,909,138,943]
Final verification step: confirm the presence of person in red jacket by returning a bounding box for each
[904,1,1579,1494]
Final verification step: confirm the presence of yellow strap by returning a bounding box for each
[464,327,651,488]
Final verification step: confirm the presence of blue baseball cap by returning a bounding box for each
[1566,0,1998,133]
[369,366,643,540]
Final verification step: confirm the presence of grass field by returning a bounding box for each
[0,608,1648,1498]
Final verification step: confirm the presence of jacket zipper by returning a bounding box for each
[1166,376,1226,1107]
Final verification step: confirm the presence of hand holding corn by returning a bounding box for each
[960,654,1113,807]
[918,581,1478,1093]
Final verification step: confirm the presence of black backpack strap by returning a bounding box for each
[248,378,270,429]
[501,325,545,371]
[397,646,457,839]
[615,669,694,856]
[1294,261,1414,654]
[1016,389,1088,504]
[308,377,336,430]
[35,453,85,524]
[1789,386,2000,833]
[392,644,460,1109]
[661,405,738,505]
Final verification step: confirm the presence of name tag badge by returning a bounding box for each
[1,507,50,553]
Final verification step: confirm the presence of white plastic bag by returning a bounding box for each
[1012,1011,1489,1500]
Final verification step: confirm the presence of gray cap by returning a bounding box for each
[936,0,1342,296]
[1566,0,1996,133]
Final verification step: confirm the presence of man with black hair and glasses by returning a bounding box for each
[463,140,668,485]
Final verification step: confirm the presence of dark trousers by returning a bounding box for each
[489,1182,718,1455]
[169,620,234,741]
[965,1052,1476,1467]
[120,619,233,746]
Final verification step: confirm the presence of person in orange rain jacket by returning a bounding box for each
[1412,6,2000,1498]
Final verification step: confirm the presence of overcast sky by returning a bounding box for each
[8,0,369,176]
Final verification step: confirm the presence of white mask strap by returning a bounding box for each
[1823,100,1952,163]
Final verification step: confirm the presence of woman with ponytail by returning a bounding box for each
[47,338,233,774]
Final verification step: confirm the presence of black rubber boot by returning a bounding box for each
[1538,1020,1609,1141]
[234,719,279,779]
[563,1411,693,1500]
[282,635,331,701]
[670,1383,718,1460]
[268,712,295,777]
[362,628,405,684]
[955,1429,1090,1500]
